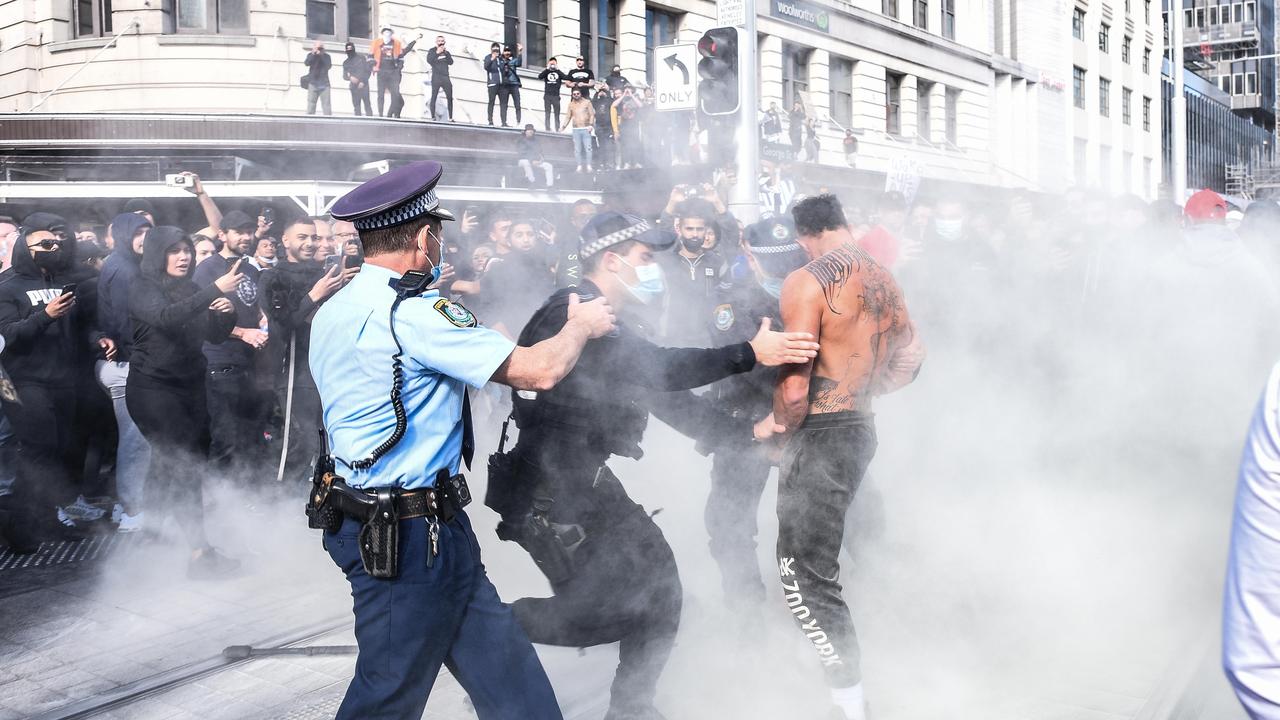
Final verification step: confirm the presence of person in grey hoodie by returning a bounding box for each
[96,213,153,531]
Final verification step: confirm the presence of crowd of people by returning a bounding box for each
[2,145,1277,716]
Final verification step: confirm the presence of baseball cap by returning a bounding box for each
[1184,189,1228,222]
[221,210,257,232]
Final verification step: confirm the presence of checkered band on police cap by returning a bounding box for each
[580,218,653,259]
[745,217,801,255]
[352,188,443,231]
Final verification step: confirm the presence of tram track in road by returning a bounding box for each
[28,616,355,720]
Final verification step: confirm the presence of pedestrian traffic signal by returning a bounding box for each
[697,27,739,116]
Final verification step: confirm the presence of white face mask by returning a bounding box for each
[382,31,393,41]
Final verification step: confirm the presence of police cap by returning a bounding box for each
[330,160,455,232]
[744,216,801,255]
[579,210,674,261]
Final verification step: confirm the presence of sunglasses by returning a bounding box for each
[27,237,66,250]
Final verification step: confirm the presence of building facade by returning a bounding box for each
[1178,0,1276,132]
[0,0,1160,198]
[1161,57,1272,191]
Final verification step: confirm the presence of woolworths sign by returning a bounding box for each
[770,0,831,32]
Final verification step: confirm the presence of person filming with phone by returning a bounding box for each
[258,216,359,488]
[0,213,111,551]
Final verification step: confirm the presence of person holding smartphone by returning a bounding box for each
[258,216,359,489]
[0,213,111,551]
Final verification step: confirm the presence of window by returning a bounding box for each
[1143,47,1151,73]
[914,0,928,29]
[782,43,812,111]
[1246,1,1255,22]
[942,0,955,38]
[1235,2,1243,21]
[1143,95,1151,130]
[830,57,854,127]
[1196,7,1204,25]
[1121,36,1131,63]
[1072,7,1085,39]
[306,0,371,40]
[645,7,681,83]
[1221,75,1231,93]
[884,0,898,18]
[578,0,617,77]
[506,0,550,66]
[176,0,248,33]
[1235,72,1244,94]
[1209,6,1218,24]
[1073,65,1086,109]
[945,87,959,144]
[75,0,113,37]
[1184,9,1193,27]
[886,72,904,134]
[917,80,933,139]
[1248,72,1258,94]
[1098,23,1109,52]
[1099,76,1110,117]
[1122,87,1132,125]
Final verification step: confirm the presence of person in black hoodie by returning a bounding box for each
[126,226,241,579]
[0,212,109,549]
[96,212,153,530]
[257,217,358,488]
[342,42,373,116]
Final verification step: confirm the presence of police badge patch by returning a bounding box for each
[434,298,478,328]
[714,303,734,332]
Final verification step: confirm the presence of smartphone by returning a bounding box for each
[260,207,275,224]
[324,254,342,271]
[537,218,556,240]
[60,283,77,296]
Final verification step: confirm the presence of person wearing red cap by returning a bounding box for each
[1184,188,1229,224]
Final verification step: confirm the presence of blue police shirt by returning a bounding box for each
[309,263,515,489]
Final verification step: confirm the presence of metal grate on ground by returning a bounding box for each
[0,533,137,571]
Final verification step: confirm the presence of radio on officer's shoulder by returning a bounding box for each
[393,269,434,299]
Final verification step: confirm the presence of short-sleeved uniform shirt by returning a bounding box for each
[309,263,514,489]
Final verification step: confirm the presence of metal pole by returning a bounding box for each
[728,0,760,224]
[1171,2,1187,201]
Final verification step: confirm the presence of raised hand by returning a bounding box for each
[747,317,819,366]
[215,257,246,294]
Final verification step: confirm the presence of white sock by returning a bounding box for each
[830,683,866,720]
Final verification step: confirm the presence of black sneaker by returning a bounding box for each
[187,546,242,580]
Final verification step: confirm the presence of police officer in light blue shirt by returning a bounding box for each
[310,160,616,720]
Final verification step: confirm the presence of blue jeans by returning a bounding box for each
[325,510,562,720]
[96,360,151,512]
[572,127,594,167]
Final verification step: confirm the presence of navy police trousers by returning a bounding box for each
[325,511,562,719]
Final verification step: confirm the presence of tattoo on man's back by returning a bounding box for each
[804,244,869,314]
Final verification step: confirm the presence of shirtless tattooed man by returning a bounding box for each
[772,194,926,720]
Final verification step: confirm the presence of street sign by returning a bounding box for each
[654,43,698,112]
[718,0,745,27]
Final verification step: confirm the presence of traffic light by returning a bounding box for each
[697,27,739,116]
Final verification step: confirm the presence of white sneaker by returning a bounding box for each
[63,495,106,522]
[111,503,123,525]
[116,511,144,533]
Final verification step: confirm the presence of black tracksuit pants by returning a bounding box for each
[377,69,402,117]
[350,84,372,116]
[430,79,453,120]
[2,383,82,528]
[126,371,211,549]
[205,364,263,486]
[543,95,560,132]
[274,382,322,486]
[776,410,877,689]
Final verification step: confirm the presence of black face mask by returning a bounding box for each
[680,237,704,253]
[32,249,62,271]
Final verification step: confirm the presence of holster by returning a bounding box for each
[497,500,586,586]
[305,469,343,533]
[358,488,400,579]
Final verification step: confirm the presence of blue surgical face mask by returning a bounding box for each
[425,230,444,284]
[934,218,963,241]
[759,274,785,299]
[612,254,665,305]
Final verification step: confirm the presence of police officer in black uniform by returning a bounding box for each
[486,211,819,720]
[701,215,809,615]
